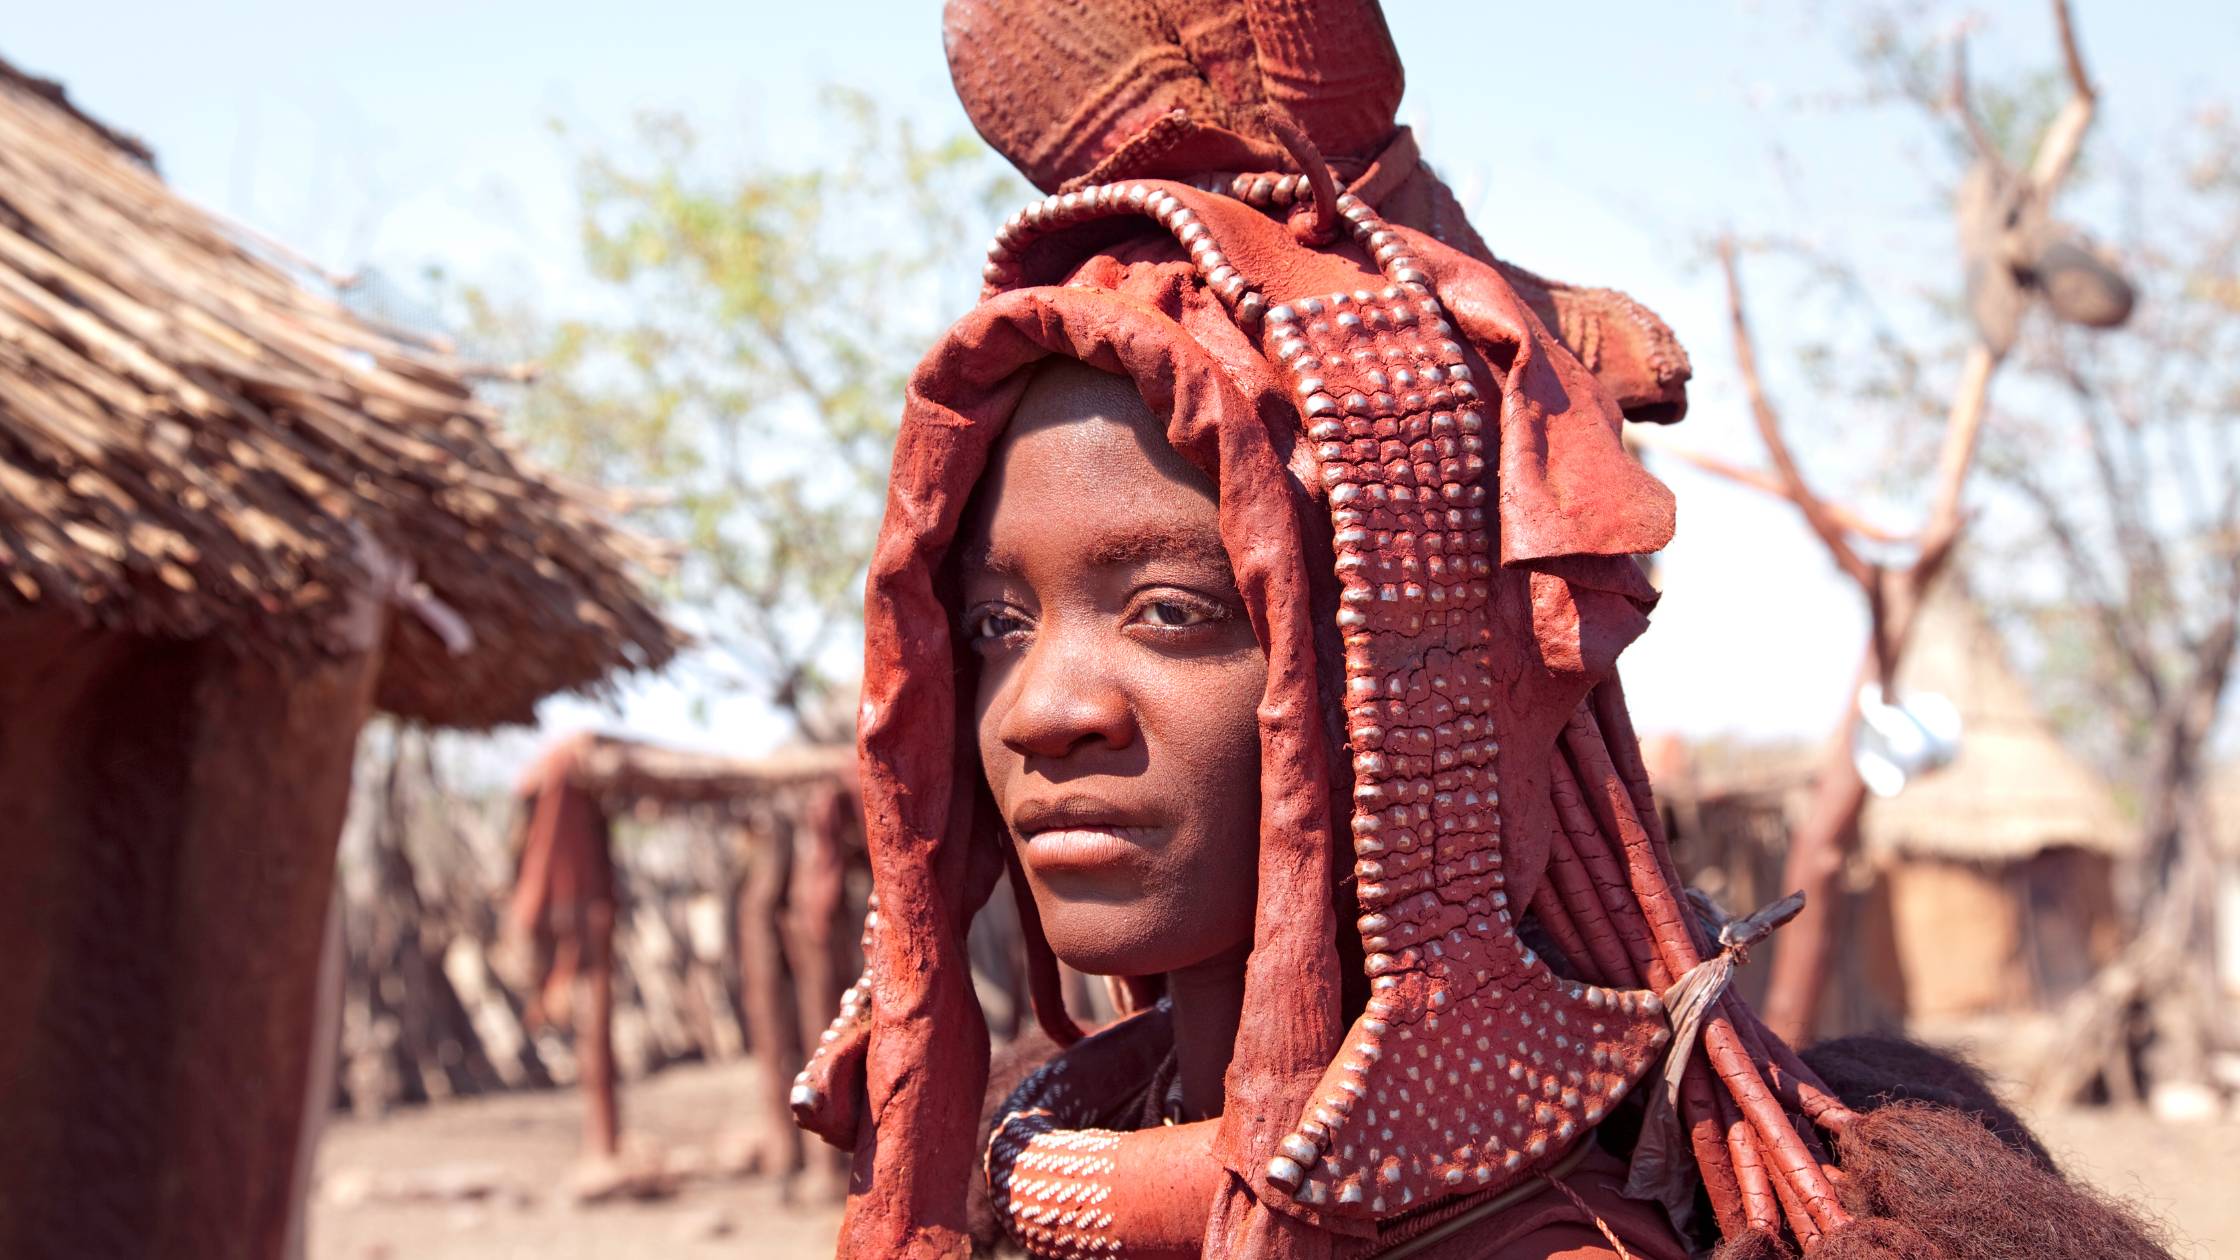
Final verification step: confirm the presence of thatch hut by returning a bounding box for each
[1652,584,2133,1032]
[1857,583,2133,1019]
[0,58,679,1259]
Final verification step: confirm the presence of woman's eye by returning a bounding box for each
[967,609,1029,643]
[1135,598,1217,630]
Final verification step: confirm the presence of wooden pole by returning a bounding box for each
[737,824,803,1178]
[579,900,621,1158]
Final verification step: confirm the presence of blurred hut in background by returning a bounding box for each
[1653,581,2132,1039]
[0,56,678,1260]
[1857,584,2133,1023]
[1645,737,1893,1030]
[500,733,865,1192]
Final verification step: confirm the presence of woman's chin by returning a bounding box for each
[1042,904,1217,978]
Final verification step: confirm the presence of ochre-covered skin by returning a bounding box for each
[792,4,1859,1258]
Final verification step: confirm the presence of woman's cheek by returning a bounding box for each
[1168,656,1266,919]
[973,680,1016,812]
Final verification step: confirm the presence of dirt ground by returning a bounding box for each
[310,1059,838,1260]
[310,1059,2240,1260]
[2024,1107,2240,1257]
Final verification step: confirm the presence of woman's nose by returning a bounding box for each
[997,627,1136,760]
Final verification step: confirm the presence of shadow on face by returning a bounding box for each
[957,359,1266,978]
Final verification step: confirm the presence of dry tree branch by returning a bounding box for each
[2006,467,2168,709]
[1719,238,1878,588]
[2052,0,2094,108]
[1914,343,1995,575]
[1948,32,2006,170]
[2205,479,2240,642]
[1630,432,1914,545]
[2068,366,2186,651]
[2028,0,2098,193]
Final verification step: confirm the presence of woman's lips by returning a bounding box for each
[1018,825,1158,874]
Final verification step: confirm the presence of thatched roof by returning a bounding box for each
[0,58,680,727]
[1859,581,2133,862]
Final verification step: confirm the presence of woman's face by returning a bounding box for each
[959,360,1267,977]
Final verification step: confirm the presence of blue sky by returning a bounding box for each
[12,2,2235,758]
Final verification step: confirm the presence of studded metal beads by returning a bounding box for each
[789,970,868,1113]
[1254,197,1673,1218]
[980,182,1269,329]
[1189,170,1312,211]
[790,901,880,1128]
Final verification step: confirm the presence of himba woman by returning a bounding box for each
[789,3,2173,1257]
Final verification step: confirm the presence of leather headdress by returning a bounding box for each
[794,4,1860,1257]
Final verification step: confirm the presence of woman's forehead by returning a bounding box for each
[1010,357,1156,434]
[961,359,1228,579]
[984,357,1215,500]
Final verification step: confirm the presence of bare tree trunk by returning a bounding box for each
[2036,634,2236,1102]
[1759,738,1871,1043]
[1716,284,1997,1043]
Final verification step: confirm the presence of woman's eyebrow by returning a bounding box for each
[1084,526,1231,570]
[959,526,1232,579]
[959,541,1022,579]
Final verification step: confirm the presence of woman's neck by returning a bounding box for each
[1164,938,1251,1123]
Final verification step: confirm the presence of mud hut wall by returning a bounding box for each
[1879,858,2029,1018]
[0,609,380,1259]
[1668,796,2117,1026]
[1874,847,2121,1021]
